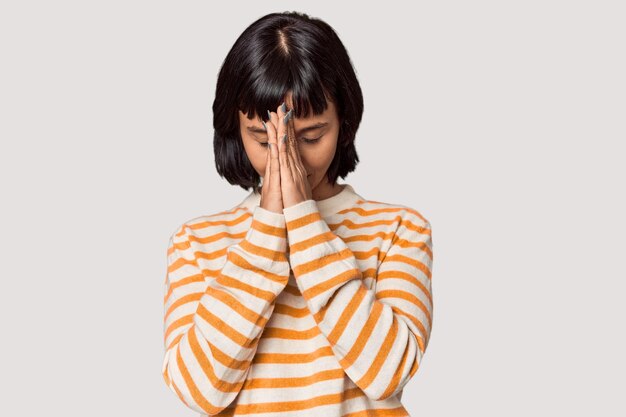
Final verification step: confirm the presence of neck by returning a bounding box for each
[311,180,345,201]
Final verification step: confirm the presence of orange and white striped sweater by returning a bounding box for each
[162,183,434,416]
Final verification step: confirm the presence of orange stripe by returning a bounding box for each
[379,342,410,400]
[383,252,432,279]
[390,306,428,352]
[188,325,249,390]
[261,325,322,340]
[212,387,365,414]
[164,273,205,305]
[164,291,202,322]
[250,216,286,239]
[343,406,410,417]
[203,285,272,327]
[242,367,345,389]
[273,301,309,318]
[225,250,288,285]
[357,318,398,391]
[292,246,355,275]
[339,298,384,369]
[384,235,433,261]
[185,209,252,232]
[288,230,336,255]
[170,377,191,408]
[164,314,192,342]
[341,201,429,225]
[196,302,264,348]
[215,272,284,301]
[191,230,247,246]
[376,270,433,305]
[323,282,367,345]
[175,336,220,414]
[285,210,322,231]
[239,239,288,262]
[250,345,333,365]
[378,289,432,328]
[300,268,360,300]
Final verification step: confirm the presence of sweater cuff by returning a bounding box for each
[282,199,328,242]
[245,205,287,252]
[282,199,318,218]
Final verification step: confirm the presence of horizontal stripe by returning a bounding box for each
[163,188,432,415]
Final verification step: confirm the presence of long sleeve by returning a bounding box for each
[282,199,434,401]
[162,206,290,415]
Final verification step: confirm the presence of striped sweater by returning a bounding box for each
[162,183,434,416]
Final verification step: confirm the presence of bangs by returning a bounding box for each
[237,57,333,122]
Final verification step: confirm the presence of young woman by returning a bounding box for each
[162,11,434,417]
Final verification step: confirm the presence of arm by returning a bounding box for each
[282,200,434,401]
[162,206,290,415]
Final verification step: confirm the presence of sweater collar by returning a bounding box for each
[238,183,363,218]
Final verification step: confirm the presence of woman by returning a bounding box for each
[162,11,434,417]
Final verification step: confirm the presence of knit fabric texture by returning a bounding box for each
[162,184,434,416]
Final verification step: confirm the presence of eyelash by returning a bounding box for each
[260,137,321,147]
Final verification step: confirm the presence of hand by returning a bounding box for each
[258,108,283,214]
[266,103,313,210]
[282,105,313,208]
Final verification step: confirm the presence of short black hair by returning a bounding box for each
[212,11,363,194]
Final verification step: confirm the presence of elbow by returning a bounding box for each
[363,339,426,401]
[356,372,412,402]
[367,381,408,402]
[161,347,240,415]
[362,374,415,402]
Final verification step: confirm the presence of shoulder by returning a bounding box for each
[168,205,253,245]
[353,199,433,257]
[351,197,431,230]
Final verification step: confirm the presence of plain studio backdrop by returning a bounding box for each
[1,1,624,416]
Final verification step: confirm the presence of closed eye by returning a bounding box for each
[301,136,322,144]
[259,136,322,147]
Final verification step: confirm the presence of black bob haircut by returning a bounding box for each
[213,11,364,194]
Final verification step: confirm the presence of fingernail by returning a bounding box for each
[261,121,267,131]
[281,102,287,113]
[267,110,271,119]
[283,109,293,125]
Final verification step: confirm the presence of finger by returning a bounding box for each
[287,149,303,194]
[277,104,292,173]
[277,125,295,193]
[264,115,281,192]
[276,102,289,169]
[265,110,278,147]
[278,131,293,186]
[292,125,306,171]
[286,116,305,178]
[284,120,300,181]
[266,109,277,140]
[269,137,281,193]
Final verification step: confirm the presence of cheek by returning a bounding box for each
[242,140,266,176]
[301,139,337,170]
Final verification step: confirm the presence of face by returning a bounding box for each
[238,92,340,193]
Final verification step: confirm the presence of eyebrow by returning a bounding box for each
[247,122,328,134]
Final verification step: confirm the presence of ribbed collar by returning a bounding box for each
[238,183,363,218]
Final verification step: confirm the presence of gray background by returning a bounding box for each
[1,1,624,415]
